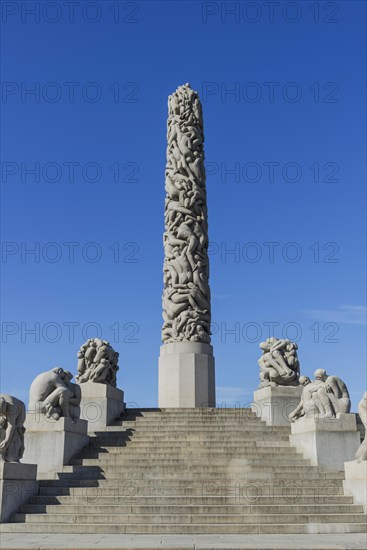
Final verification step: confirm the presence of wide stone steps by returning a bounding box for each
[28,494,356,505]
[74,451,301,461]
[70,457,312,466]
[19,504,364,515]
[3,407,365,535]
[2,522,366,535]
[13,512,367,525]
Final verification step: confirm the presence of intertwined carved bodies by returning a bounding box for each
[162,84,211,344]
[76,338,119,387]
[258,337,300,388]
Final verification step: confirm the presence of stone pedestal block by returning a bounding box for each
[23,415,88,475]
[80,382,125,431]
[0,462,38,523]
[252,386,302,426]
[343,460,367,511]
[290,413,360,471]
[158,342,215,408]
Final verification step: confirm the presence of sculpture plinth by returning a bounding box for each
[289,413,360,471]
[158,84,215,408]
[159,342,215,408]
[343,460,367,511]
[252,385,303,426]
[23,414,88,477]
[80,382,125,431]
[0,462,38,523]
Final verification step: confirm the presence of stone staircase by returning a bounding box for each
[1,408,366,534]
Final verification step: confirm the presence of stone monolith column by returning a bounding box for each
[158,83,215,408]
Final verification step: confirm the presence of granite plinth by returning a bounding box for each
[79,382,125,432]
[290,413,360,470]
[252,385,303,426]
[343,460,367,511]
[23,415,88,475]
[158,343,215,408]
[0,462,38,523]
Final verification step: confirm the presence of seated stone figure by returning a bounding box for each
[0,394,26,462]
[289,376,313,421]
[76,338,119,387]
[289,369,351,421]
[355,391,367,462]
[28,368,79,422]
[258,337,300,388]
[314,368,351,416]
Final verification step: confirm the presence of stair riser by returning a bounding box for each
[21,504,363,515]
[2,523,366,535]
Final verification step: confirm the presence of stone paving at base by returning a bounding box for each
[1,534,367,550]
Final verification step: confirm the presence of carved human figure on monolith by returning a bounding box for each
[355,391,367,462]
[28,367,78,421]
[76,338,119,386]
[159,84,215,408]
[258,337,300,388]
[0,394,26,462]
[162,83,211,345]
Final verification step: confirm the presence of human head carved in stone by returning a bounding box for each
[314,368,327,381]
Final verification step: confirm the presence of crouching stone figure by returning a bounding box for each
[0,394,26,462]
[289,369,351,421]
[28,368,81,422]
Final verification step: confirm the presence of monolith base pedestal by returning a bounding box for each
[252,385,302,426]
[158,342,215,408]
[343,460,367,511]
[80,382,125,431]
[290,413,360,471]
[0,462,38,522]
[23,415,88,476]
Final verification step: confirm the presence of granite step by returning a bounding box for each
[20,503,364,515]
[29,494,356,505]
[1,522,366,535]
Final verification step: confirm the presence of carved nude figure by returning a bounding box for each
[162,84,211,345]
[355,391,367,462]
[314,368,351,416]
[76,338,119,387]
[29,368,73,420]
[63,371,82,422]
[0,394,26,462]
[258,337,300,388]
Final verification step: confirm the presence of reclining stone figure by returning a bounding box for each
[258,337,300,388]
[0,394,26,462]
[28,367,80,422]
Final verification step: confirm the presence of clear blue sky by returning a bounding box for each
[1,0,366,410]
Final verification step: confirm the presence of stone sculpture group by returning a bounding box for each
[256,338,353,421]
[258,337,300,388]
[162,83,211,345]
[289,369,351,421]
[76,338,119,386]
[0,86,365,527]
